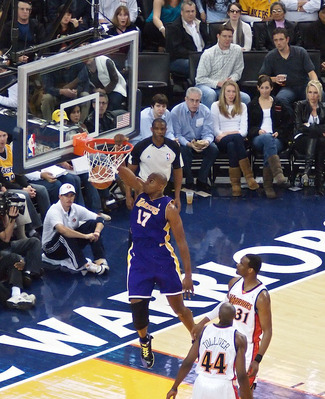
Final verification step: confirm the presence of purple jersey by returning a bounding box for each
[131,192,173,247]
[128,192,183,298]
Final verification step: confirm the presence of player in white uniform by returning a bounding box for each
[192,254,272,390]
[166,303,252,399]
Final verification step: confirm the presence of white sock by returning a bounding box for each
[11,286,21,297]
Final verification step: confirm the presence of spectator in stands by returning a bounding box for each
[309,5,325,76]
[171,87,218,193]
[42,183,109,274]
[133,93,174,145]
[0,130,50,227]
[211,80,259,197]
[0,0,45,63]
[0,64,17,108]
[239,0,275,22]
[224,3,252,51]
[85,93,115,133]
[195,25,250,109]
[41,63,90,121]
[46,5,83,53]
[143,0,182,52]
[47,0,91,28]
[255,1,301,51]
[195,0,230,22]
[127,118,182,210]
[294,80,325,195]
[66,105,88,134]
[107,5,138,35]
[282,0,320,22]
[85,55,127,111]
[165,0,208,78]
[259,27,319,114]
[93,0,138,25]
[247,75,291,198]
[25,112,86,207]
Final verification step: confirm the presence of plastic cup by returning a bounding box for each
[186,190,194,205]
[278,74,287,82]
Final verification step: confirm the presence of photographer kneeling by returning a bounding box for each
[0,206,37,309]
[0,199,43,296]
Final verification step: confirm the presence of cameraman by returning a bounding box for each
[0,200,43,283]
[0,206,36,309]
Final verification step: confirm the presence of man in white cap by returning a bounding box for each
[41,183,109,274]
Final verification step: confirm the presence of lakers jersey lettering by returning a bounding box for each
[135,197,160,215]
[0,145,15,182]
[131,192,172,245]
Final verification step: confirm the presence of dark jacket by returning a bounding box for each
[85,111,115,133]
[256,20,300,51]
[247,96,293,145]
[294,100,325,135]
[0,19,45,57]
[166,17,209,61]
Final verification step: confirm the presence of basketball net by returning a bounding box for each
[73,133,133,188]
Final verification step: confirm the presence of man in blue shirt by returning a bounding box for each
[132,94,175,145]
[171,87,218,193]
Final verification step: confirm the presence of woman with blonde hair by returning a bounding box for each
[294,79,325,195]
[211,80,259,196]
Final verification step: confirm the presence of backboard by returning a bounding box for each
[13,31,139,174]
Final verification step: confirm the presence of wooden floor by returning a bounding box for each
[1,187,325,398]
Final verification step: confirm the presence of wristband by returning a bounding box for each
[159,25,165,31]
[254,354,263,363]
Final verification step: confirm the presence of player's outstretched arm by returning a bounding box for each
[117,165,144,194]
[166,202,194,297]
[166,338,200,398]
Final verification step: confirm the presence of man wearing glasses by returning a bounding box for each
[0,0,45,62]
[85,92,115,133]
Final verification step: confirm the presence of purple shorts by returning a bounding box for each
[127,242,183,299]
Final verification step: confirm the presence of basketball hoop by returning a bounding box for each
[73,133,133,189]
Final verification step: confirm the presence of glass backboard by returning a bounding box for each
[13,31,139,174]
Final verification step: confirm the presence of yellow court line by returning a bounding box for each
[2,358,193,399]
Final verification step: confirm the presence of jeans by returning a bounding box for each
[30,184,51,221]
[78,173,102,212]
[196,85,251,109]
[275,86,306,115]
[180,143,219,184]
[217,134,247,167]
[252,133,283,167]
[170,59,189,78]
[30,174,85,206]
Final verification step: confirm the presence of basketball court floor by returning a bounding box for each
[0,183,325,399]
